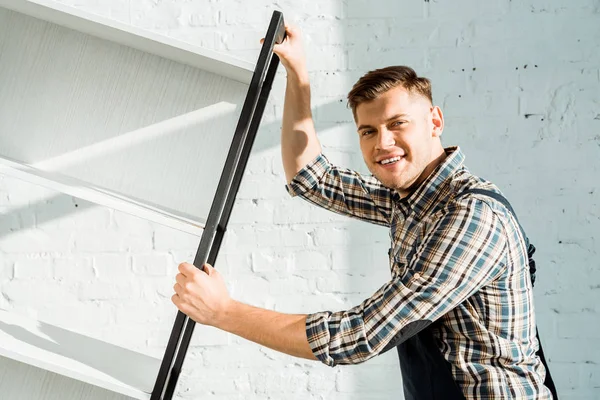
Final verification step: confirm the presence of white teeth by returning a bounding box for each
[380,156,401,165]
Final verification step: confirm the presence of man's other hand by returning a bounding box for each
[261,23,308,79]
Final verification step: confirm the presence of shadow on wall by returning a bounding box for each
[0,195,93,239]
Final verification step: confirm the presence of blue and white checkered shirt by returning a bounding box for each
[287,146,552,399]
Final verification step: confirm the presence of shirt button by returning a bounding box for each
[413,272,421,280]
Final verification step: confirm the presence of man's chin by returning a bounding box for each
[372,172,417,194]
[373,176,404,191]
[369,167,411,190]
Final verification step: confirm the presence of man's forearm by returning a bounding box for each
[281,72,322,184]
[217,299,318,361]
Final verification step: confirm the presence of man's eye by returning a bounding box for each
[361,130,374,136]
[391,121,405,127]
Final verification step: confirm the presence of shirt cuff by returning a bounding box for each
[285,153,331,197]
[305,311,335,367]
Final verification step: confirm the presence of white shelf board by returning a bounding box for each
[0,308,162,399]
[0,0,254,84]
[0,156,205,237]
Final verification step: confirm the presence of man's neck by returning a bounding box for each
[399,147,448,199]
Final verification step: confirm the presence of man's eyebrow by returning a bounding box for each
[357,114,409,131]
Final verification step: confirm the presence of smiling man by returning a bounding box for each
[172,25,553,399]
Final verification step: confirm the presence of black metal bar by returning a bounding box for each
[150,11,285,400]
[162,54,282,400]
[217,46,282,235]
[149,312,185,400]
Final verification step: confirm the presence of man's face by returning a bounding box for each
[355,86,444,196]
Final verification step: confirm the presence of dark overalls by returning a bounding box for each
[391,189,558,400]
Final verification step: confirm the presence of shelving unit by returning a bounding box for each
[0,0,254,237]
[0,157,206,236]
[0,309,160,399]
[0,0,285,399]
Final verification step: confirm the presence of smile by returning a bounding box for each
[379,156,402,165]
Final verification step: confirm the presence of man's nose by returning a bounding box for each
[375,128,395,150]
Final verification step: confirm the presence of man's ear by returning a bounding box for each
[431,106,444,138]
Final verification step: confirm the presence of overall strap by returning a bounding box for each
[459,189,525,241]
[456,188,558,399]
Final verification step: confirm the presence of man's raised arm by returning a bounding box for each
[270,25,322,183]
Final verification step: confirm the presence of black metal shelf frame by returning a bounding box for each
[150,11,286,400]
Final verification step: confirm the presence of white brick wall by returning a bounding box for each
[1,0,599,398]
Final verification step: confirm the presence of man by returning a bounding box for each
[171,25,553,399]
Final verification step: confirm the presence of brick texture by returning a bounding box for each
[1,0,599,398]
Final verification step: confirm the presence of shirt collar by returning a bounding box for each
[392,146,465,217]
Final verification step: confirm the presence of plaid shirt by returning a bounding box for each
[286,147,551,399]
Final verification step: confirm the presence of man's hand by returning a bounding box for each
[261,24,308,80]
[171,262,232,328]
[171,261,317,361]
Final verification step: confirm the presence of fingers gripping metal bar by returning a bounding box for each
[150,11,285,400]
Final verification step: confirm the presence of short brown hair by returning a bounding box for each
[347,66,432,119]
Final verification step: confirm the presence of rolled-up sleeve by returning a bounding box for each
[286,153,392,226]
[305,198,508,366]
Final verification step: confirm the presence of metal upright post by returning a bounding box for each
[150,11,285,400]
